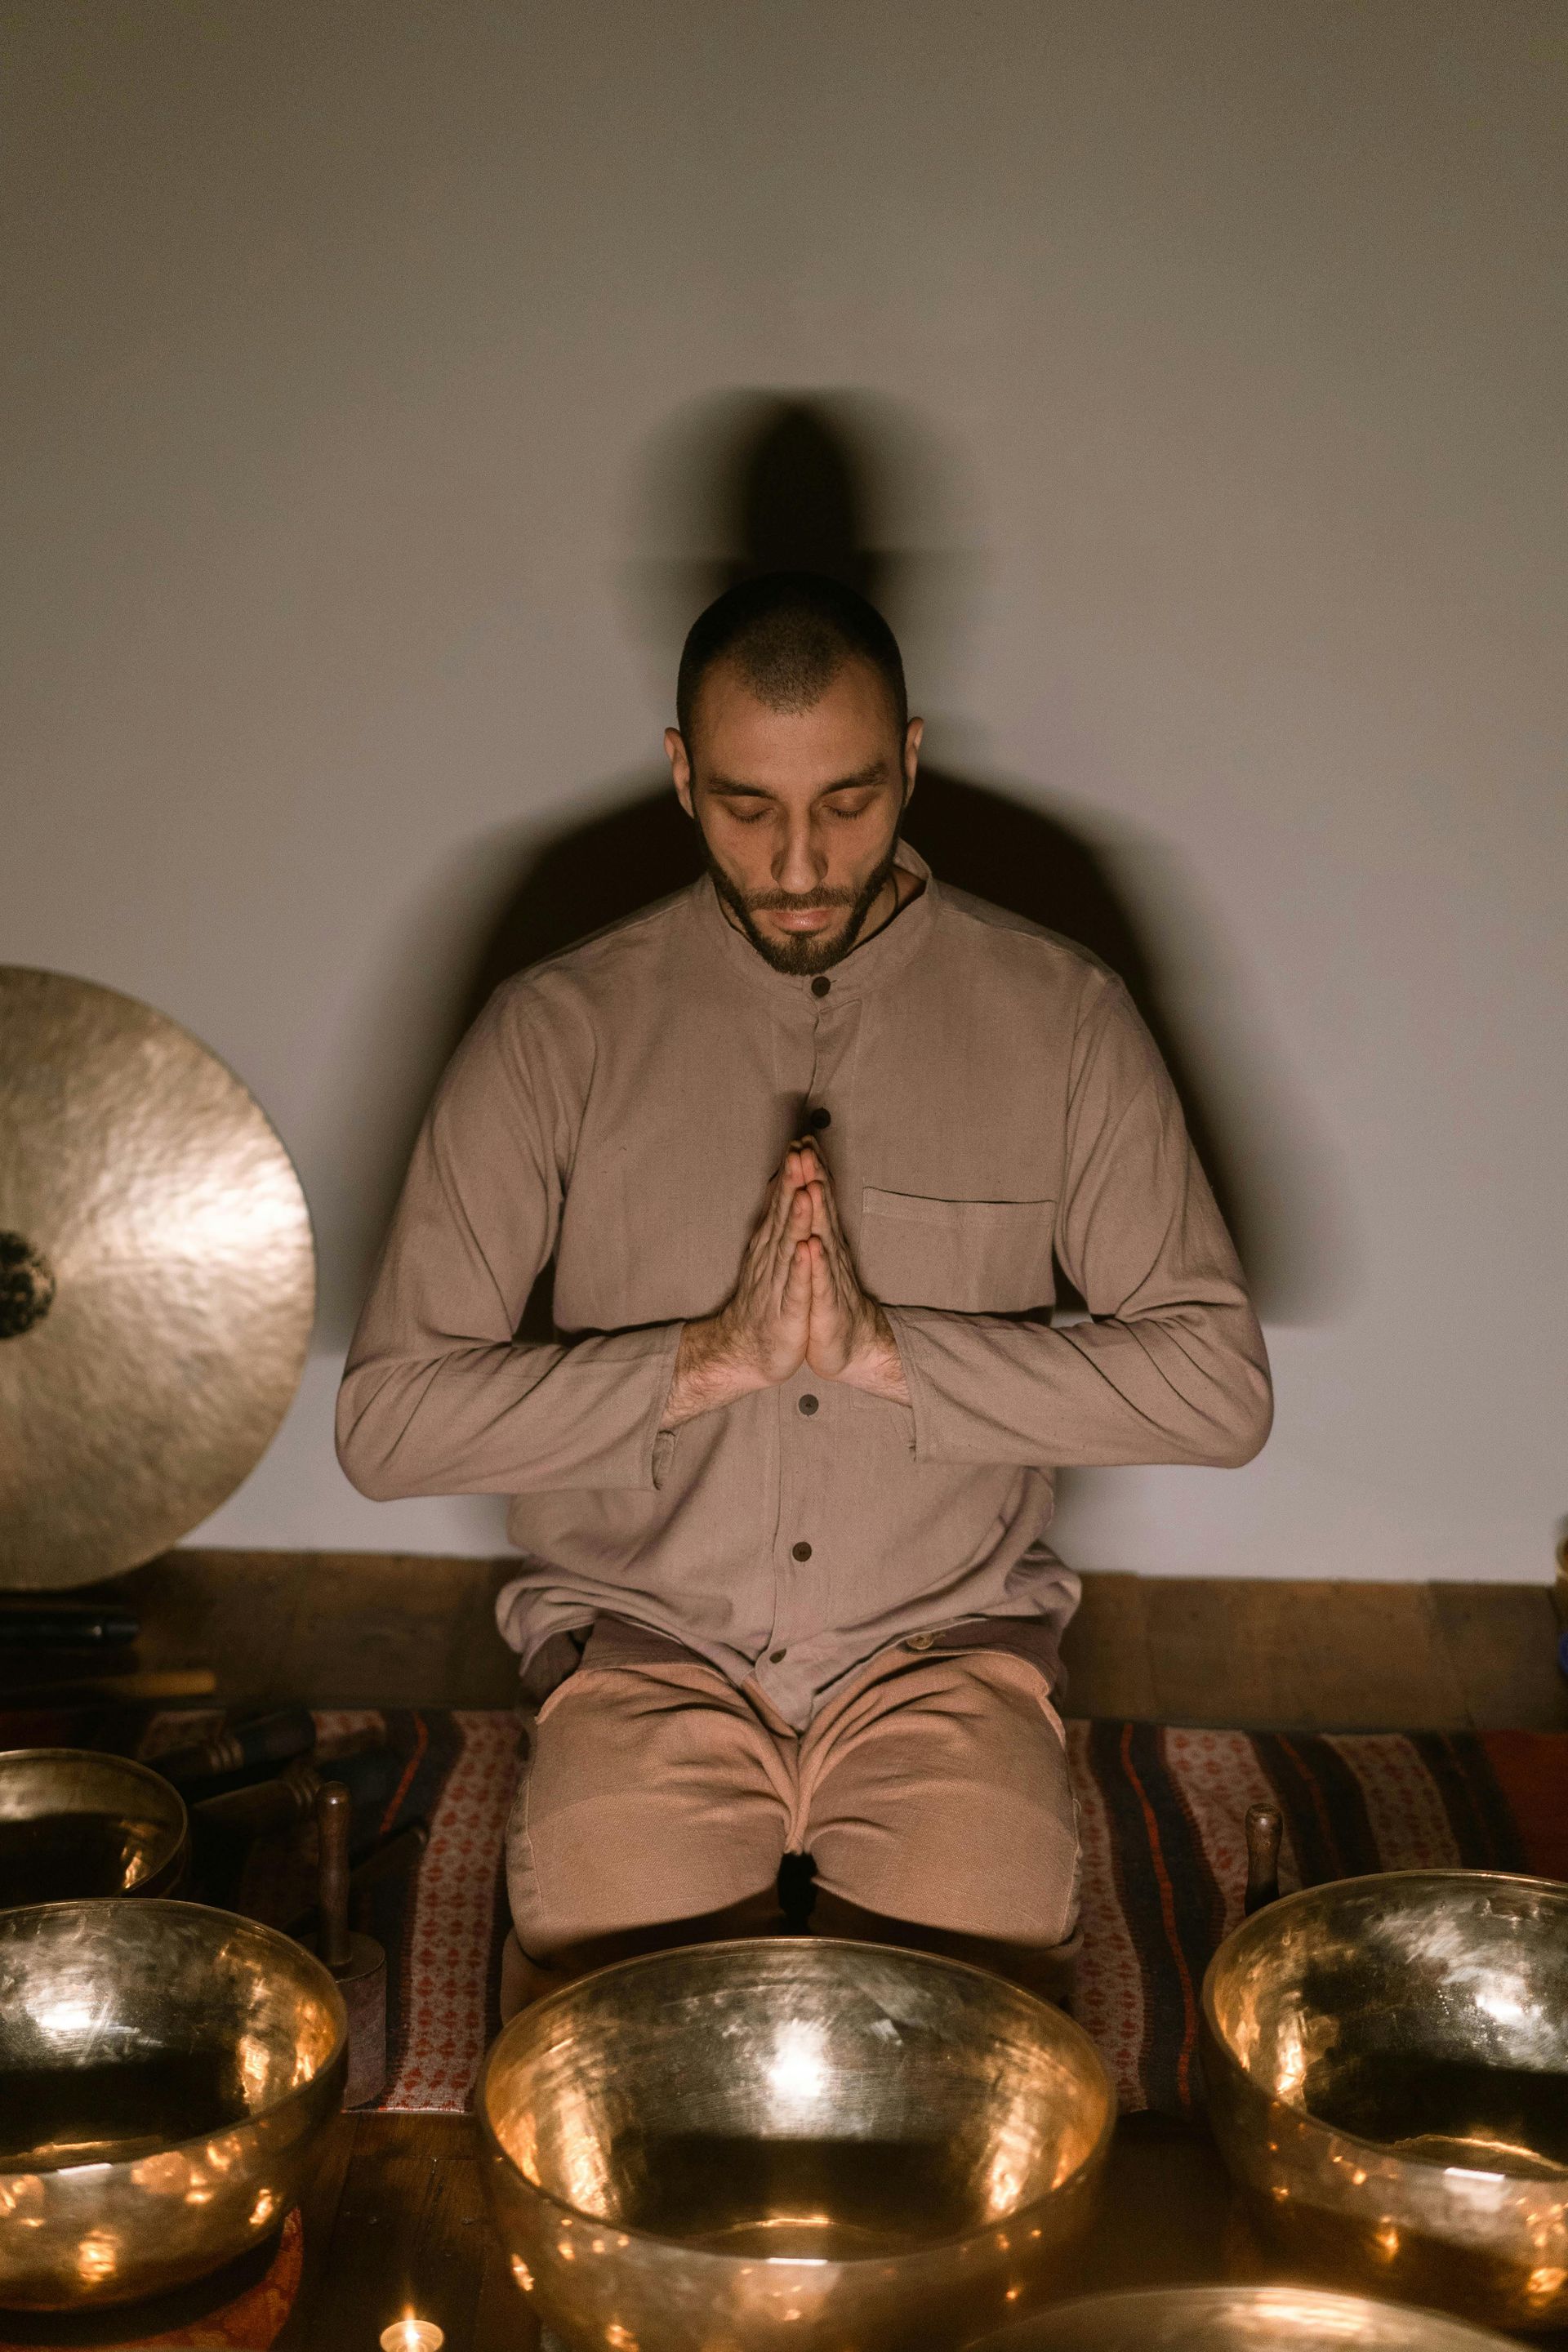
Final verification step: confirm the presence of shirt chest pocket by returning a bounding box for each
[856,1187,1057,1313]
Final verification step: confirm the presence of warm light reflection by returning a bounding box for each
[1257,2294,1369,2337]
[379,2321,443,2352]
[37,1993,104,2039]
[236,2033,273,2103]
[130,2150,189,2195]
[0,2178,44,2226]
[767,2019,829,2105]
[1273,2014,1307,2100]
[75,2232,118,2284]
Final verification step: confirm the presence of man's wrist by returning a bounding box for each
[831,1304,911,1405]
[660,1316,773,1429]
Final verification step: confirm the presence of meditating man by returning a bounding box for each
[336,572,1272,2010]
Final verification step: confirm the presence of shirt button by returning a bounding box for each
[811,976,831,997]
[798,1394,819,1416]
[770,1648,788,1664]
[907,1630,936,1650]
[808,1107,831,1131]
[791,1540,813,1561]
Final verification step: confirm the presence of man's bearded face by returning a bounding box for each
[698,830,902,976]
[679,657,914,978]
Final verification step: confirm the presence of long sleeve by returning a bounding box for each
[335,982,681,1501]
[883,974,1273,1472]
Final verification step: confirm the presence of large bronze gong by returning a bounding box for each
[0,969,314,1589]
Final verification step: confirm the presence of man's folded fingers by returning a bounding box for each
[771,1186,811,1275]
[764,1162,802,1242]
[811,1178,852,1263]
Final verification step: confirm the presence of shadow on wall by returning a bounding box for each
[341,394,1352,1342]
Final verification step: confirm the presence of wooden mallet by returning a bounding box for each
[315,1780,388,2108]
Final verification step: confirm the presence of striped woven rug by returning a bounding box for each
[148,1711,1568,2120]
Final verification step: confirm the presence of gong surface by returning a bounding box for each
[0,969,314,1588]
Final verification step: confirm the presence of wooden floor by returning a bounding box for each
[83,1547,1568,1731]
[4,1552,1562,2349]
[274,2108,1568,2351]
[20,2110,1560,2349]
[282,2111,1564,2352]
[261,2110,1285,2352]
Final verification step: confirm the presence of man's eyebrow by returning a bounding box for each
[706,761,890,799]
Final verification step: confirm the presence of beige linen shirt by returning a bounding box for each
[336,844,1272,1730]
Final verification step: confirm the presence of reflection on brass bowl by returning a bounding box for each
[1201,1870,1568,2334]
[477,1936,1114,2352]
[0,1750,188,1906]
[971,2282,1517,2350]
[0,1900,346,2310]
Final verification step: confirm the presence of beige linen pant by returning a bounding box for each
[502,1629,1081,2011]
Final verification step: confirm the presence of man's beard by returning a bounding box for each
[698,826,902,977]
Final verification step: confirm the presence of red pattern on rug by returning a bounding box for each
[381,1712,519,2109]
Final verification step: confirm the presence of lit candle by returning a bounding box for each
[379,2322,444,2352]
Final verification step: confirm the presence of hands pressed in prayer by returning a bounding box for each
[661,1139,909,1429]
[794,1142,906,1395]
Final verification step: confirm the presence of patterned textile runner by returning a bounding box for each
[68,1709,1568,2120]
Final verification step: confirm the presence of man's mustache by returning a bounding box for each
[742,889,858,913]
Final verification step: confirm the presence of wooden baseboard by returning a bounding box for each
[21,1550,1564,1730]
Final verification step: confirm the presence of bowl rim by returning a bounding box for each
[474,1931,1116,2265]
[0,1895,350,2186]
[0,1745,189,1882]
[969,2280,1521,2349]
[1199,1865,1568,2163]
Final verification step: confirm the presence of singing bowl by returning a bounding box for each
[477,1936,1114,2352]
[970,2283,1518,2350]
[1201,1869,1568,2333]
[0,1749,188,1906]
[0,1900,346,2310]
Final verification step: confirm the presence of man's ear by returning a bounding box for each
[902,715,923,807]
[666,725,696,821]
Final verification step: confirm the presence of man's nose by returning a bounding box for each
[773,817,826,893]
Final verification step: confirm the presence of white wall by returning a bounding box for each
[5,1,1563,1580]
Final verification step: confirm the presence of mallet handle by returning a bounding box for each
[317,1780,353,1973]
[1244,1801,1283,1915]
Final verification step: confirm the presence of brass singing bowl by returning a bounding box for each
[1201,1869,1568,2333]
[0,1899,346,2310]
[0,1749,188,1905]
[478,1936,1114,2352]
[970,2282,1517,2350]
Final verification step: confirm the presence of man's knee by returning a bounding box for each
[805,1651,1080,1949]
[811,1797,1080,1949]
[506,1667,788,1958]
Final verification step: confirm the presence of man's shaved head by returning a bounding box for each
[676,571,906,746]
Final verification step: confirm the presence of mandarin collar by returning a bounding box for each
[691,842,937,1006]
